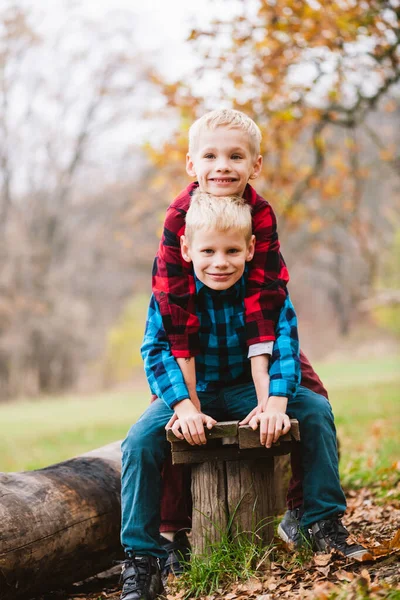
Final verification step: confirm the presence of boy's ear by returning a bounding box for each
[246,235,256,261]
[186,153,196,177]
[180,235,192,263]
[249,155,263,180]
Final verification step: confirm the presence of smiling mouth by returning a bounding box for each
[207,273,234,277]
[210,178,237,183]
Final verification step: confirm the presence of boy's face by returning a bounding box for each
[181,228,255,291]
[186,127,262,197]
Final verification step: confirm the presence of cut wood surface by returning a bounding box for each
[0,442,123,600]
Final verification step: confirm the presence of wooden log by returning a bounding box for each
[191,461,228,555]
[171,444,293,464]
[274,454,291,515]
[238,420,300,448]
[226,458,275,545]
[0,442,123,600]
[166,421,240,444]
[171,421,301,554]
[190,457,276,555]
[169,419,300,465]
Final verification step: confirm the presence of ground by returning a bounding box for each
[37,486,400,600]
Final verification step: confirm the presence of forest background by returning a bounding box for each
[0,0,399,399]
[1,3,400,596]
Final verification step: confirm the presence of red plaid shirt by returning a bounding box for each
[152,182,289,358]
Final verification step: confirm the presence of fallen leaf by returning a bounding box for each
[389,528,400,549]
[236,578,262,594]
[316,565,331,577]
[360,568,371,582]
[335,570,355,582]
[313,552,332,567]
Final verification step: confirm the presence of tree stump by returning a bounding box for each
[167,419,300,555]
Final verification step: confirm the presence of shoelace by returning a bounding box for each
[120,557,150,593]
[322,519,349,546]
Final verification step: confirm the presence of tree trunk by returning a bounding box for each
[191,457,275,555]
[0,442,123,600]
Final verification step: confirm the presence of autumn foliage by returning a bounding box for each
[150,0,399,275]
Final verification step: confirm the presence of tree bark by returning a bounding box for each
[191,458,276,555]
[0,442,123,600]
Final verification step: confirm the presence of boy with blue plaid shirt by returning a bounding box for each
[119,193,368,600]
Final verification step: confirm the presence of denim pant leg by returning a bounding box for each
[120,399,173,559]
[287,386,347,529]
[220,381,258,419]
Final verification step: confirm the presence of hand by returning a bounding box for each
[240,396,290,448]
[165,413,178,430]
[165,394,202,431]
[250,409,291,448]
[172,399,216,446]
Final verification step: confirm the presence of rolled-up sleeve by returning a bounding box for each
[269,295,301,401]
[141,295,189,408]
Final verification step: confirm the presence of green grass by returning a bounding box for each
[0,354,399,484]
[0,388,149,471]
[317,355,400,492]
[175,525,274,597]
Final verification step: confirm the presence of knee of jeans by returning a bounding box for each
[121,420,150,454]
[121,421,167,461]
[301,392,334,428]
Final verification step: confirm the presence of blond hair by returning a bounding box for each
[188,109,262,157]
[185,190,252,244]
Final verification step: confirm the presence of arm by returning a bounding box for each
[176,357,201,411]
[240,294,300,447]
[141,295,190,409]
[268,294,301,401]
[165,356,200,430]
[141,295,215,444]
[243,186,289,345]
[152,183,200,358]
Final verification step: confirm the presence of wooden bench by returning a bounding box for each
[167,419,300,554]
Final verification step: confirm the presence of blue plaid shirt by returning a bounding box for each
[141,276,300,409]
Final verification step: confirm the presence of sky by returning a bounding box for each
[4,0,244,192]
[16,0,244,81]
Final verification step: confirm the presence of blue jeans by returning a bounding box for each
[120,384,346,558]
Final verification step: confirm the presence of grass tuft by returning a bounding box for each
[174,530,274,598]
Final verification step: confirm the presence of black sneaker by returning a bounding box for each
[160,531,191,585]
[120,555,163,600]
[311,518,370,560]
[277,508,309,548]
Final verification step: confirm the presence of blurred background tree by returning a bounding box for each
[0,0,399,398]
[0,3,162,396]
